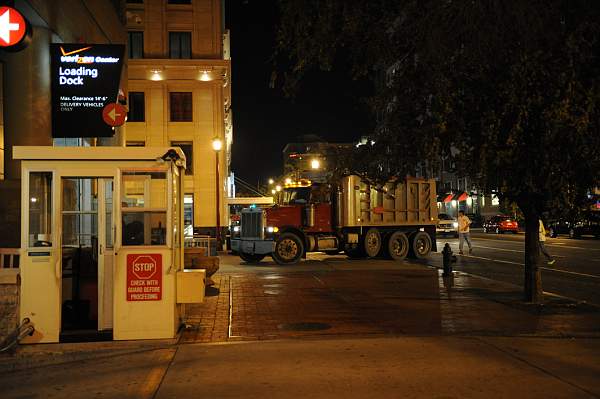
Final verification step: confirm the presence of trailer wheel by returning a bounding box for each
[386,231,409,261]
[239,252,265,264]
[272,232,304,265]
[409,231,432,259]
[363,228,382,258]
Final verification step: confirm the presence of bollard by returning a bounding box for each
[442,243,456,277]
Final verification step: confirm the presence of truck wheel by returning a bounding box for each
[239,252,265,263]
[272,232,304,265]
[409,231,432,259]
[363,228,382,258]
[386,231,409,261]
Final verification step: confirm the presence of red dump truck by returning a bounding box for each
[231,175,438,265]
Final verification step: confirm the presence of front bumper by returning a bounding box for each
[231,238,275,255]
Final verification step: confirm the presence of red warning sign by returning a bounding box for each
[127,254,162,301]
[102,102,126,127]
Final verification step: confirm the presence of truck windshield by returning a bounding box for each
[282,187,311,205]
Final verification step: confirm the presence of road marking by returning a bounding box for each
[462,254,523,266]
[228,276,241,339]
[128,349,175,399]
[456,254,600,279]
[466,236,600,251]
[461,244,566,258]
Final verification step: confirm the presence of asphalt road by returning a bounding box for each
[435,231,600,306]
[222,231,600,306]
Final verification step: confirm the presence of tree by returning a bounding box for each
[275,0,600,302]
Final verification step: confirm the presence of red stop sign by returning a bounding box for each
[0,7,27,48]
[131,255,157,279]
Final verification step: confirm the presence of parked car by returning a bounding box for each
[437,213,459,237]
[483,215,519,234]
[547,211,600,239]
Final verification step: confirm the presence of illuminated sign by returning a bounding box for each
[50,44,125,138]
[0,6,31,51]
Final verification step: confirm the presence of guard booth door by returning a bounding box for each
[60,177,114,340]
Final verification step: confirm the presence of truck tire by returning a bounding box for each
[239,252,265,264]
[272,232,304,265]
[363,228,382,258]
[409,231,432,259]
[386,231,409,261]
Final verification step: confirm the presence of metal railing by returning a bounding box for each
[0,248,20,269]
[184,235,217,256]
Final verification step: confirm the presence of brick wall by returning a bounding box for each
[0,270,19,344]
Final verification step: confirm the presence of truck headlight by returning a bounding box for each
[266,226,279,233]
[233,226,240,232]
[453,222,458,228]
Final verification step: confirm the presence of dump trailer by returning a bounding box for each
[231,175,438,265]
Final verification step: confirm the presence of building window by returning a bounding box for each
[128,31,144,59]
[126,141,145,147]
[169,92,192,122]
[168,0,191,4]
[171,142,193,175]
[127,92,145,122]
[169,32,191,59]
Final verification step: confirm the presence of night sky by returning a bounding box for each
[226,0,373,185]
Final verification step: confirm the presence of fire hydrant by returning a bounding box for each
[442,243,456,277]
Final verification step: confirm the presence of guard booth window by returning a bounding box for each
[29,172,52,247]
[121,171,167,246]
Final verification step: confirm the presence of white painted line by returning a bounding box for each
[464,244,566,258]
[454,254,600,279]
[542,267,600,280]
[462,254,523,266]
[468,236,600,251]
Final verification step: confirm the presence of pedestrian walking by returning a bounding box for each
[457,210,473,255]
[539,219,556,265]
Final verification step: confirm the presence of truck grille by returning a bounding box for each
[241,210,263,239]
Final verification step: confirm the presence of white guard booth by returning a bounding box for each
[14,146,205,343]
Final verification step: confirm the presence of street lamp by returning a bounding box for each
[311,159,320,169]
[268,178,274,185]
[212,137,223,249]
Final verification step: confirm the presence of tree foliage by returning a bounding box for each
[276,0,600,301]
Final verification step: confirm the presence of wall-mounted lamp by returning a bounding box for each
[199,70,212,81]
[150,69,163,81]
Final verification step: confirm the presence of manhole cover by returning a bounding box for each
[278,322,331,331]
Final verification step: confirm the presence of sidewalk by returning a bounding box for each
[180,257,600,343]
[1,255,599,397]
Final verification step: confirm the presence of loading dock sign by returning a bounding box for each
[50,43,125,138]
[127,254,162,301]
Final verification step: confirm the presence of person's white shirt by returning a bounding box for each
[458,214,471,233]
